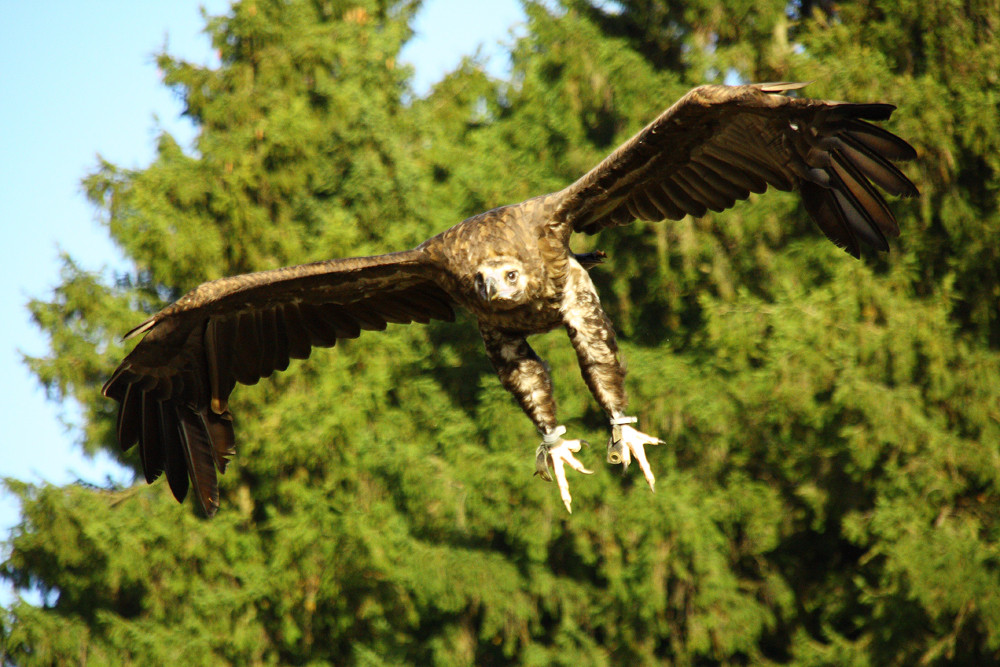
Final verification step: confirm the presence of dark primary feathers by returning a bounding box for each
[553,82,918,257]
[104,83,917,516]
[103,250,455,515]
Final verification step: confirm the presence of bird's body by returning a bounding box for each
[104,83,918,515]
[422,195,587,334]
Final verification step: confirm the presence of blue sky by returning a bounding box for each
[0,0,524,607]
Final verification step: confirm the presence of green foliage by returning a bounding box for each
[5,0,1000,664]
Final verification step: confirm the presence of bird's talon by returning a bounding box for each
[609,424,662,490]
[536,436,593,512]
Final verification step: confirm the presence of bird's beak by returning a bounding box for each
[478,276,498,302]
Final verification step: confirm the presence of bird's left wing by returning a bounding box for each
[550,83,918,257]
[103,249,454,515]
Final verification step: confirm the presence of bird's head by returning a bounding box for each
[474,257,529,306]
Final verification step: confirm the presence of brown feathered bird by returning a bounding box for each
[104,83,918,515]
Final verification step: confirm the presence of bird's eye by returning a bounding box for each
[506,270,518,283]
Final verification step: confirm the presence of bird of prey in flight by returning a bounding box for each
[104,83,918,515]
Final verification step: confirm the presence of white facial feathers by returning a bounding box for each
[475,257,528,304]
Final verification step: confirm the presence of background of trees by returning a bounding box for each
[3,0,999,664]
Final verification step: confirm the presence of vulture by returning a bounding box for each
[104,83,918,515]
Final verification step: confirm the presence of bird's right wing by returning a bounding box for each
[550,83,918,257]
[103,249,455,515]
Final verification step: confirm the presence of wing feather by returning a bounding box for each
[835,131,918,197]
[232,312,263,384]
[658,179,708,218]
[117,382,142,452]
[341,304,388,331]
[176,407,220,515]
[675,168,732,212]
[646,186,687,221]
[205,317,235,414]
[838,119,917,161]
[162,405,189,503]
[140,391,165,484]
[205,410,236,474]
[271,307,292,373]
[688,160,751,202]
[627,190,662,221]
[800,181,864,256]
[834,188,888,252]
[704,143,796,191]
[828,150,899,238]
[298,303,350,344]
[103,248,454,515]
[645,186,686,219]
[281,304,313,360]
[319,304,364,338]
[696,152,768,194]
[553,83,917,252]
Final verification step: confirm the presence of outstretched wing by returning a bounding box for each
[103,249,455,515]
[551,82,918,257]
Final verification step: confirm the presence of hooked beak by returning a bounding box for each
[477,274,498,302]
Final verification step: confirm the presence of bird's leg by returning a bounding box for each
[535,425,593,513]
[480,325,593,512]
[561,259,665,491]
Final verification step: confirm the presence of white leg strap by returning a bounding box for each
[609,415,637,426]
[541,425,567,446]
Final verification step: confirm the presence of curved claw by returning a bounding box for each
[609,424,664,491]
[536,438,593,513]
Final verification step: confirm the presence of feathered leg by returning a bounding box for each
[480,325,592,512]
[561,259,664,490]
